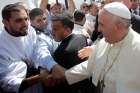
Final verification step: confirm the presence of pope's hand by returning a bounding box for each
[78,46,94,59]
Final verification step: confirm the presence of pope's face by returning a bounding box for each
[98,10,116,43]
[5,9,29,37]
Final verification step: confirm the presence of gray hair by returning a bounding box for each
[113,15,131,29]
[107,11,131,29]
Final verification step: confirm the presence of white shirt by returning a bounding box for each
[73,24,90,38]
[84,13,96,35]
[0,26,56,92]
[65,28,140,93]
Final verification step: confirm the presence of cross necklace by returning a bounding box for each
[99,41,124,93]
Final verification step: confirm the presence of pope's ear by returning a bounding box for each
[2,19,9,26]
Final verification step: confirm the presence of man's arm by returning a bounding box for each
[40,0,48,12]
[19,67,51,92]
[0,58,27,93]
[67,0,76,13]
[51,64,66,84]
[32,34,66,82]
[65,61,90,85]
[32,36,57,71]
[19,74,41,92]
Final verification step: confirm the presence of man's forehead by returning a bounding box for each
[53,21,63,26]
[11,9,27,14]
[34,15,47,20]
[52,3,62,8]
[10,10,28,19]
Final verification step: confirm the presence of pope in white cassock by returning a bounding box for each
[65,2,140,93]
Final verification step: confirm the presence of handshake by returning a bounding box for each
[40,64,66,87]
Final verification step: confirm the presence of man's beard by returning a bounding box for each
[11,30,28,37]
[6,26,28,37]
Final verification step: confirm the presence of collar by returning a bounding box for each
[32,26,45,34]
[3,27,23,40]
[61,34,73,43]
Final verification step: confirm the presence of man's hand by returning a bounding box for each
[51,64,66,84]
[42,74,57,87]
[40,65,66,86]
[40,68,49,79]
[40,69,52,86]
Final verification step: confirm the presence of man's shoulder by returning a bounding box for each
[131,14,140,21]
[131,14,140,26]
[130,14,140,34]
[72,34,87,40]
[68,34,88,45]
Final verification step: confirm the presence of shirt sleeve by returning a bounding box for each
[0,55,27,93]
[32,35,57,71]
[65,60,90,85]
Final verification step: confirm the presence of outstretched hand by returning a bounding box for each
[78,46,94,59]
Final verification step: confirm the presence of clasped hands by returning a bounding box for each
[40,64,66,87]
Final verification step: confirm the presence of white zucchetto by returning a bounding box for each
[104,2,131,19]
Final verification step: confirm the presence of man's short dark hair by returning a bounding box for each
[29,8,44,20]
[52,12,74,30]
[73,10,85,22]
[2,3,28,21]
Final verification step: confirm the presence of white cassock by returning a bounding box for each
[65,28,140,93]
[0,26,56,93]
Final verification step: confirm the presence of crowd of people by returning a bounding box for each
[0,0,140,93]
